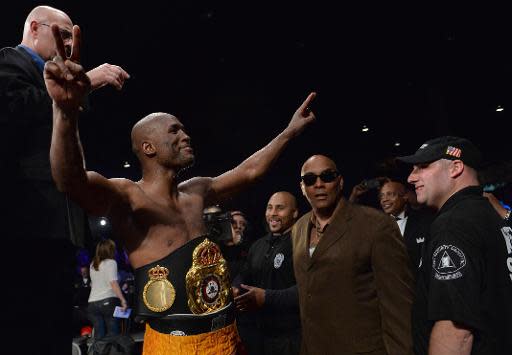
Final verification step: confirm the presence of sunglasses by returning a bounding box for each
[301,170,339,186]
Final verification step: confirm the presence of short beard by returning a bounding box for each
[176,157,195,177]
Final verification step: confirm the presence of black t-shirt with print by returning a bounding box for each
[413,186,512,355]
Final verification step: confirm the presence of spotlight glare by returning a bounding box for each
[496,105,504,112]
[99,218,107,226]
[394,142,400,146]
[362,125,369,132]
[123,161,131,168]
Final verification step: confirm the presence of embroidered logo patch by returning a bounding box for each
[432,244,466,280]
[274,253,284,269]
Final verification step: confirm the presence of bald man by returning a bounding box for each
[44,23,316,354]
[0,6,128,354]
[233,191,301,355]
[291,155,414,355]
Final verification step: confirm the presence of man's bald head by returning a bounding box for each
[301,154,338,175]
[266,191,299,233]
[24,6,70,28]
[131,112,175,157]
[269,191,298,210]
[21,6,73,60]
[130,112,194,171]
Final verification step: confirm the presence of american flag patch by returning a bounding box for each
[446,146,461,158]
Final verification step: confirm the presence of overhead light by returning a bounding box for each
[394,142,400,147]
[99,218,107,226]
[496,105,504,112]
[123,161,131,168]
[361,125,369,132]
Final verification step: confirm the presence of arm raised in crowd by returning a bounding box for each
[201,92,317,205]
[46,25,125,216]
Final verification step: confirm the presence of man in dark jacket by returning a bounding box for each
[378,179,434,278]
[0,6,128,353]
[398,136,512,354]
[234,191,301,355]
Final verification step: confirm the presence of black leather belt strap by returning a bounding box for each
[147,303,235,336]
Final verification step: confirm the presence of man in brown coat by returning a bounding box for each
[292,154,414,355]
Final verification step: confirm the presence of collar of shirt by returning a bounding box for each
[392,210,407,221]
[438,185,483,216]
[17,44,45,73]
[266,230,291,244]
[270,226,293,237]
[308,197,345,234]
[309,213,329,235]
[393,210,408,236]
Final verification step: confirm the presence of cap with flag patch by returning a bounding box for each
[397,136,482,168]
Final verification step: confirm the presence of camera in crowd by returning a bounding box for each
[203,206,234,243]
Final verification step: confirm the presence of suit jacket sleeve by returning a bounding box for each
[0,49,53,127]
[372,218,414,355]
[264,284,299,311]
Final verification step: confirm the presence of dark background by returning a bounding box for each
[3,2,511,238]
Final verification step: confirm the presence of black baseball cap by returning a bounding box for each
[396,136,482,168]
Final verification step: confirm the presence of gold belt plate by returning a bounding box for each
[186,238,231,314]
[143,265,176,313]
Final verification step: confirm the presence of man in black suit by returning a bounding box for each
[378,179,434,278]
[0,6,128,354]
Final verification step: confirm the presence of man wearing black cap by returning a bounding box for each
[398,136,512,355]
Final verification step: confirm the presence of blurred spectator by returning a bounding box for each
[229,210,248,246]
[484,191,511,224]
[74,265,92,305]
[378,179,434,278]
[88,239,128,340]
[348,176,388,207]
[219,210,251,280]
[72,265,92,336]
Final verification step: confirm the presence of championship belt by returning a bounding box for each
[186,238,230,314]
[143,265,176,312]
